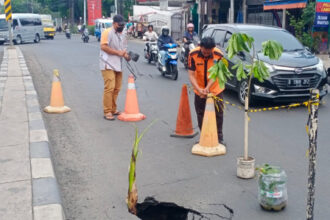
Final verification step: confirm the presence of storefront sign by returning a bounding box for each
[263,0,307,10]
[314,12,330,27]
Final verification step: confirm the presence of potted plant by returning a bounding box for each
[257,164,288,211]
[209,33,283,178]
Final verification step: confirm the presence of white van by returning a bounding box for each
[0,13,44,45]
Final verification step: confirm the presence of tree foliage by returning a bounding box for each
[289,2,321,53]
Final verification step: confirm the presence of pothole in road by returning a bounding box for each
[134,197,234,220]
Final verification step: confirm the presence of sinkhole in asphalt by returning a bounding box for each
[134,197,234,220]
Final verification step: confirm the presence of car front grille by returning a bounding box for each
[272,70,321,90]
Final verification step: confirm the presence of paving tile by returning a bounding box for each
[0,180,32,220]
[0,144,30,183]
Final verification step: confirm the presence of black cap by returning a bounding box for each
[113,15,125,26]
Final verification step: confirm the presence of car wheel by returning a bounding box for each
[238,80,249,105]
[238,80,255,106]
[15,35,22,45]
[34,34,40,43]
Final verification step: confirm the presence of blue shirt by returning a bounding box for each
[183,31,197,42]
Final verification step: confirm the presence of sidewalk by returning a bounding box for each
[0,47,64,220]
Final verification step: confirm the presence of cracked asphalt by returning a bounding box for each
[18,33,330,220]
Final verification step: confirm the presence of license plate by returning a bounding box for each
[288,79,310,87]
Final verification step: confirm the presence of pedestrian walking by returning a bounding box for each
[100,14,130,120]
[188,37,225,144]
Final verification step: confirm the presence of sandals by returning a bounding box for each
[104,113,115,121]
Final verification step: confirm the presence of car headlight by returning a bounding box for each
[315,59,326,76]
[263,62,275,73]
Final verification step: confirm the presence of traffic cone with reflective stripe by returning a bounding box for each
[170,84,198,138]
[118,75,146,122]
[192,94,226,156]
[44,70,71,114]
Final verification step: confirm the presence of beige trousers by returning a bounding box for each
[101,69,123,114]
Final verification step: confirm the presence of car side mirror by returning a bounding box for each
[305,46,311,52]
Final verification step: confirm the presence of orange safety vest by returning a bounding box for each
[188,46,225,96]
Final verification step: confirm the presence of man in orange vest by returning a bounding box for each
[188,37,225,144]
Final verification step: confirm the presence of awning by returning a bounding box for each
[263,0,307,10]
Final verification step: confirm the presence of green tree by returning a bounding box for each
[289,2,321,52]
[103,0,115,17]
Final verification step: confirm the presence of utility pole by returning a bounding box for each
[282,9,286,29]
[115,0,118,14]
[243,0,247,23]
[84,0,86,25]
[230,0,234,23]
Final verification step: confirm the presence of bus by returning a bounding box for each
[95,18,113,41]
[0,13,44,45]
[40,14,55,39]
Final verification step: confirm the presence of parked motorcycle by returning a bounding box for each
[157,43,178,80]
[82,29,89,43]
[65,28,71,39]
[180,35,200,69]
[144,39,158,64]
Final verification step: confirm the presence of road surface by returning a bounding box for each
[18,34,330,220]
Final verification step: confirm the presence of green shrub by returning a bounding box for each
[87,25,95,36]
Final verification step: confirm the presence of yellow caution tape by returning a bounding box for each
[185,84,321,113]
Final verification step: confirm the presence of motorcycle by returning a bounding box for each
[82,29,89,43]
[157,43,178,80]
[180,35,200,69]
[144,39,158,64]
[65,28,71,39]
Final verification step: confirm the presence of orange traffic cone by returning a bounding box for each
[170,84,198,138]
[44,70,71,114]
[192,94,226,157]
[118,75,146,122]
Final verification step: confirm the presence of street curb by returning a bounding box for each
[0,48,8,114]
[15,47,66,220]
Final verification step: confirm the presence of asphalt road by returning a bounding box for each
[18,33,330,220]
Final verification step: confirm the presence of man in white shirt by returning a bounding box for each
[100,14,130,120]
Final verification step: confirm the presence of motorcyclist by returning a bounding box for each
[183,23,198,57]
[183,23,198,43]
[158,26,174,70]
[144,25,158,58]
[144,25,158,41]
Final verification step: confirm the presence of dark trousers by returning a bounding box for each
[194,93,224,142]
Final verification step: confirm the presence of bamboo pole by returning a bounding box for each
[306,89,320,220]
[244,96,249,160]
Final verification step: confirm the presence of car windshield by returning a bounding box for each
[105,22,112,28]
[42,20,53,27]
[243,29,304,52]
[0,19,8,31]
